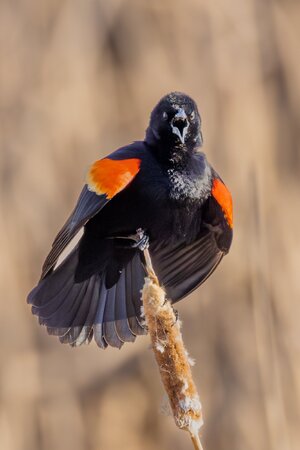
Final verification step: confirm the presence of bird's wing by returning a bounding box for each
[41,148,142,279]
[150,230,224,302]
[150,176,233,302]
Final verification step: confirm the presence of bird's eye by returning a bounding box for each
[190,111,195,120]
[162,111,168,120]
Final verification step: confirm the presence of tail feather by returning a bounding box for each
[103,284,124,348]
[93,279,109,349]
[29,249,79,307]
[43,281,89,329]
[124,256,138,334]
[114,270,136,343]
[28,245,146,349]
[130,254,147,328]
[32,277,74,318]
[73,276,101,346]
[59,276,97,345]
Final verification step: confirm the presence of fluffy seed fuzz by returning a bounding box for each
[141,249,203,447]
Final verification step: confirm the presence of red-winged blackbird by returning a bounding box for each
[28,92,233,349]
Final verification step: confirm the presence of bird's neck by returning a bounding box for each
[145,128,197,170]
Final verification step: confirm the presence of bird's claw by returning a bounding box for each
[128,228,150,251]
[112,228,150,251]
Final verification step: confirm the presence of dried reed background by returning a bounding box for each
[0,1,299,449]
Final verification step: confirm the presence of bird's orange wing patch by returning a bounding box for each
[87,158,141,199]
[212,178,233,228]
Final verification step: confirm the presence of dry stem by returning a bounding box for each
[142,248,204,449]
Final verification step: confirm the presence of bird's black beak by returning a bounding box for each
[171,108,189,144]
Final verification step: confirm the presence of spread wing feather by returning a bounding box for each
[41,185,108,278]
[28,246,146,348]
[151,230,224,303]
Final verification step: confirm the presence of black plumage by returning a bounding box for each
[28,92,233,349]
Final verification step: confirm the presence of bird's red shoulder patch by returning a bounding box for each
[212,178,233,228]
[87,157,141,199]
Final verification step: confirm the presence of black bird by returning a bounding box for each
[28,92,233,349]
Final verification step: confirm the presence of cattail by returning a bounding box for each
[142,249,204,450]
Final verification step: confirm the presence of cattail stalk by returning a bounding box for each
[142,248,204,450]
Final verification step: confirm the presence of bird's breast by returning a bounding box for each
[138,174,207,245]
[167,166,212,203]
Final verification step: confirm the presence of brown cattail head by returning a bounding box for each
[141,249,203,445]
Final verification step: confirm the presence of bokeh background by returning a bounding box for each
[0,1,299,449]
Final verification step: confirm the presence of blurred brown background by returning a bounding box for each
[0,1,299,449]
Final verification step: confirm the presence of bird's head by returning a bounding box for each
[146,92,203,161]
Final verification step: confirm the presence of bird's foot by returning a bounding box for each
[128,228,149,251]
[112,228,149,251]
